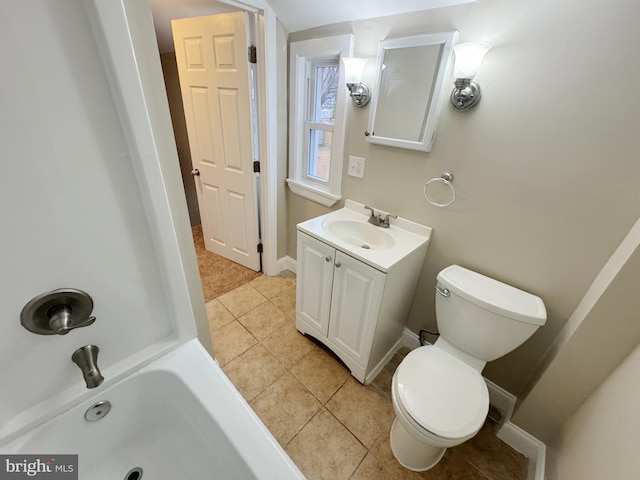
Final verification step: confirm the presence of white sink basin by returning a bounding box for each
[324,219,396,250]
[296,200,432,272]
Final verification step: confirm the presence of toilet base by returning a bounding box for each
[390,417,447,471]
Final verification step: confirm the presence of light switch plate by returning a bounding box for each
[348,156,365,179]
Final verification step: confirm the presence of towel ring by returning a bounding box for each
[424,172,456,207]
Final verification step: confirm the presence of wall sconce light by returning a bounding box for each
[450,42,491,111]
[342,58,371,107]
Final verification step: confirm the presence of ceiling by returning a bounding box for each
[150,0,474,53]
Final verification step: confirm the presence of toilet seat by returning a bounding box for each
[394,346,489,440]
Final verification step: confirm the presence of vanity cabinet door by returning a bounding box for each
[296,233,335,336]
[328,251,386,367]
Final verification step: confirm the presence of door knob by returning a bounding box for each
[191,169,200,176]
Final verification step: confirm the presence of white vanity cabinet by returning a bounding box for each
[295,201,432,383]
[296,225,429,384]
[297,233,386,375]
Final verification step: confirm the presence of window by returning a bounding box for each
[306,61,338,183]
[287,35,353,207]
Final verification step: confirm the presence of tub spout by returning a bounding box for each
[72,345,104,389]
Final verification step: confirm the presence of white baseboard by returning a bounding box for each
[401,327,546,480]
[276,255,296,274]
[401,327,422,350]
[497,422,546,480]
[484,378,516,425]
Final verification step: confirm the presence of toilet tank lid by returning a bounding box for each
[437,265,546,326]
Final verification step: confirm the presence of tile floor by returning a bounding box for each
[206,273,528,480]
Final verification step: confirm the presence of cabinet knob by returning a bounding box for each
[325,256,332,262]
[335,262,341,268]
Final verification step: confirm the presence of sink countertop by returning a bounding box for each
[296,200,432,272]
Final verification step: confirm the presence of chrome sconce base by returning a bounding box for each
[451,78,482,111]
[347,82,371,107]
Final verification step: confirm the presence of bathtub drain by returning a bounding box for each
[125,467,143,480]
[84,401,111,422]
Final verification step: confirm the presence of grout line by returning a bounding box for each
[466,460,494,480]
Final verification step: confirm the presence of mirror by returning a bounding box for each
[367,31,457,152]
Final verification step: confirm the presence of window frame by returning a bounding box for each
[304,59,338,185]
[287,34,353,207]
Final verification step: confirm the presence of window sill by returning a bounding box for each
[286,178,341,207]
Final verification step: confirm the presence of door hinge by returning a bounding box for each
[257,243,263,253]
[253,160,260,173]
[248,45,257,64]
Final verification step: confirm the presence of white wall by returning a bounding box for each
[0,0,203,442]
[286,0,640,398]
[550,341,640,479]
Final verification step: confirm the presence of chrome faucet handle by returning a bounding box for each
[364,205,376,218]
[364,205,381,226]
[381,214,397,228]
[20,289,97,335]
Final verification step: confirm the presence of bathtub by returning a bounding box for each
[0,339,305,479]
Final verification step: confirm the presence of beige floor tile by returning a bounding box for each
[205,299,235,331]
[290,347,350,403]
[326,377,395,448]
[262,321,316,369]
[218,283,267,317]
[270,289,297,317]
[237,301,288,341]
[351,453,424,480]
[250,371,322,446]
[424,447,491,479]
[210,319,257,366]
[286,408,366,480]
[454,419,527,480]
[250,274,297,300]
[222,344,285,402]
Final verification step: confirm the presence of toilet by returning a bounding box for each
[390,265,546,471]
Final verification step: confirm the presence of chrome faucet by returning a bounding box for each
[72,345,104,389]
[364,205,397,228]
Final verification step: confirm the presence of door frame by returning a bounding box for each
[224,0,280,276]
[92,0,280,276]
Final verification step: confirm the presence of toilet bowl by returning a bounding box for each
[389,265,546,471]
[390,345,489,471]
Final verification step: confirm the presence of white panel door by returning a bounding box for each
[173,12,260,271]
[296,233,335,336]
[328,251,386,366]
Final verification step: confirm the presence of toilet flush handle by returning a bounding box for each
[435,285,450,297]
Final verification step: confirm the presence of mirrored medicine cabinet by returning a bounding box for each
[367,31,458,152]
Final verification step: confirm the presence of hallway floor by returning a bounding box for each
[192,225,262,301]
[206,274,529,480]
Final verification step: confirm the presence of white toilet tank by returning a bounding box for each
[435,265,546,362]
